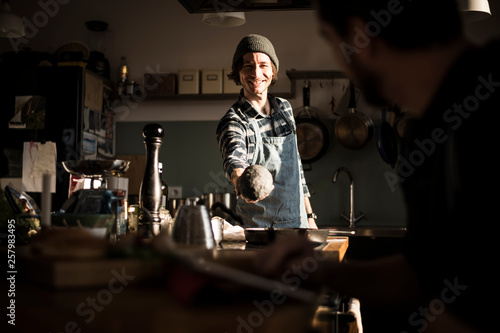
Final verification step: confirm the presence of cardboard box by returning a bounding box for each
[84,71,103,111]
[143,73,176,96]
[178,69,199,94]
[223,67,241,94]
[201,69,223,94]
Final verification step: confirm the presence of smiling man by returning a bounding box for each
[216,34,317,229]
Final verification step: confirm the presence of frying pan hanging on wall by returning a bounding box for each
[294,82,330,163]
[334,81,373,149]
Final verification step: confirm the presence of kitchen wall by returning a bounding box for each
[2,0,499,227]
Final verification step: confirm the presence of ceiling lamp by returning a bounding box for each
[202,12,246,27]
[0,0,24,38]
[457,0,491,22]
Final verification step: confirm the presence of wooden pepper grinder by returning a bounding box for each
[138,123,164,239]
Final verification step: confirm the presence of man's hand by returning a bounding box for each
[304,197,318,229]
[254,235,334,289]
[308,218,318,229]
[230,168,245,196]
[256,235,316,277]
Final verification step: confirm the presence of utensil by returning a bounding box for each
[62,159,130,177]
[172,197,215,248]
[60,189,117,214]
[168,247,320,304]
[294,81,330,163]
[334,81,373,149]
[210,201,243,225]
[51,213,114,238]
[202,190,237,223]
[4,185,41,215]
[244,228,329,245]
[168,198,185,218]
[211,216,224,244]
[62,159,130,189]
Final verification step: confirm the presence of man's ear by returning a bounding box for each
[344,17,388,67]
[344,16,380,65]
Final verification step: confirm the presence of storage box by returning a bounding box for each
[143,73,176,96]
[223,67,241,94]
[201,68,223,94]
[84,71,103,111]
[178,69,199,94]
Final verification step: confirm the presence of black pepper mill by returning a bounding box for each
[138,123,164,239]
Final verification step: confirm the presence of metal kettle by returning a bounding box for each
[172,197,215,249]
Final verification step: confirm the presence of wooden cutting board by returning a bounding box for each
[18,246,161,289]
[18,237,348,289]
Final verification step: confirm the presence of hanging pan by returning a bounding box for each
[294,81,330,163]
[376,107,399,168]
[334,81,373,149]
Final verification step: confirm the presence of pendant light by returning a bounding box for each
[457,0,491,22]
[0,0,24,38]
[202,12,246,27]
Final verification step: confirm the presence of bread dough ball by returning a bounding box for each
[238,165,274,202]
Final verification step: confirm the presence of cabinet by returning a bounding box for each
[0,66,115,210]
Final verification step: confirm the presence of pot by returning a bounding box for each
[294,82,330,163]
[172,197,215,249]
[335,81,373,149]
[211,201,244,225]
[376,107,398,168]
[201,190,237,222]
[168,198,185,218]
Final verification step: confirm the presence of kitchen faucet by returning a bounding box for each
[332,167,365,228]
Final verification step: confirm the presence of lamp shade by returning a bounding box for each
[0,1,24,38]
[457,0,491,22]
[202,12,246,27]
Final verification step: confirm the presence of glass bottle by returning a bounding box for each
[159,162,169,208]
[158,162,173,234]
[117,56,129,96]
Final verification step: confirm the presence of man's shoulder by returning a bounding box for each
[271,94,291,107]
[269,94,293,117]
[217,103,248,134]
[221,105,247,122]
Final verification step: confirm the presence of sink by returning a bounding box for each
[326,226,407,238]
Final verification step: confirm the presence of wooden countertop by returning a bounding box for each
[10,237,348,333]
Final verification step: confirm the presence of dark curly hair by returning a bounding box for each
[315,0,463,49]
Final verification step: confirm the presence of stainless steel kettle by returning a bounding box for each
[172,197,215,249]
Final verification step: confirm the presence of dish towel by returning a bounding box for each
[22,141,56,192]
[221,220,246,241]
[349,298,363,333]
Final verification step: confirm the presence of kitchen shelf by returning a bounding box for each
[285,69,347,80]
[143,92,293,101]
[140,69,345,101]
[144,93,239,101]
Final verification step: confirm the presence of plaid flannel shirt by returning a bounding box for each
[216,92,310,197]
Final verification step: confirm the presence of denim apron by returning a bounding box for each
[235,107,308,228]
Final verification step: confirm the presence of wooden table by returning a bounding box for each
[9,237,348,333]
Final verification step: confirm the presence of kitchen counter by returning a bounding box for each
[13,280,316,333]
[9,237,348,333]
[327,226,408,238]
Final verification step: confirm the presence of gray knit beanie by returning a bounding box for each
[232,34,279,71]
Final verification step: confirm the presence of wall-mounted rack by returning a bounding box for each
[285,69,348,97]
